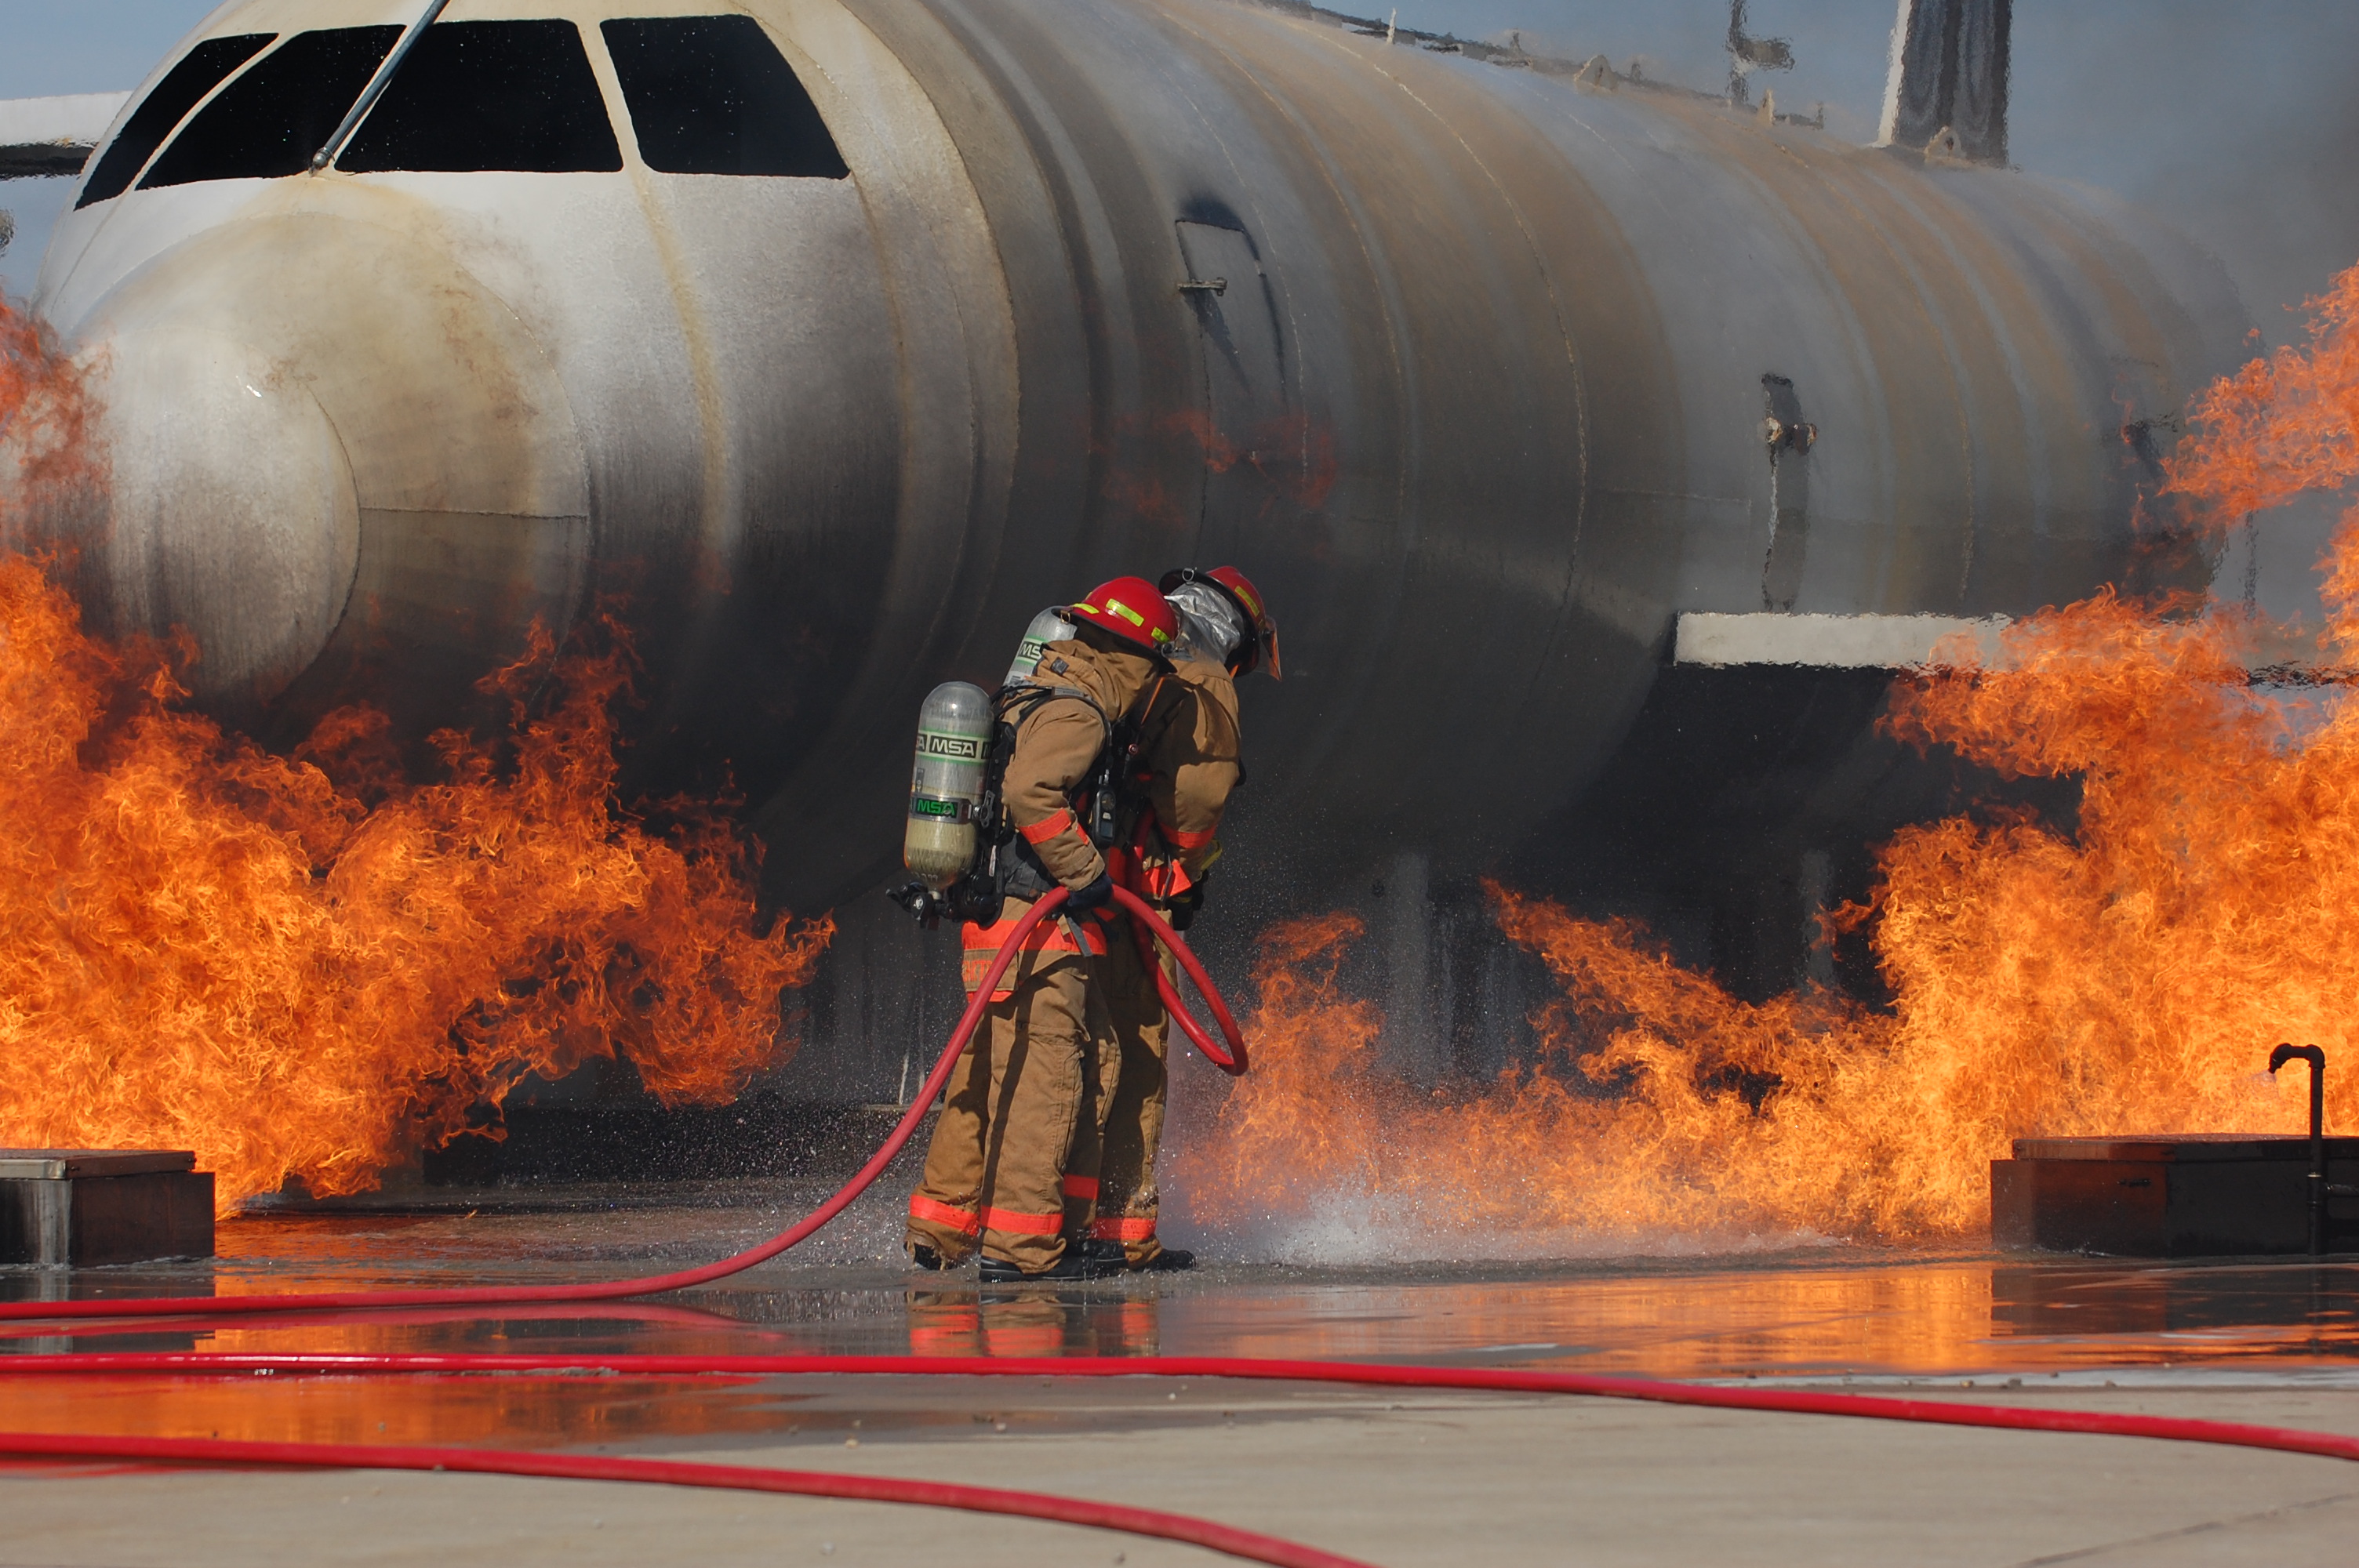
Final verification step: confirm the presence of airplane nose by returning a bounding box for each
[92,327,359,703]
[66,209,592,734]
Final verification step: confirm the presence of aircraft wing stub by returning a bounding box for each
[1674,612,2012,670]
[1676,612,2351,681]
[0,93,130,180]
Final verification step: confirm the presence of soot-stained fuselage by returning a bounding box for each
[33,0,2244,909]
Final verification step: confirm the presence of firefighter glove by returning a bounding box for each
[1167,881,1207,932]
[1064,871,1115,913]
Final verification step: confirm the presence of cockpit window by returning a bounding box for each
[140,27,402,191]
[600,17,848,178]
[337,20,620,174]
[78,34,277,207]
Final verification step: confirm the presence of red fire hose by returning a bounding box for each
[5,1353,2359,1568]
[0,885,1238,1326]
[5,1352,2357,1467]
[1138,900,1247,1072]
[0,1429,1367,1568]
[1105,838,1245,1072]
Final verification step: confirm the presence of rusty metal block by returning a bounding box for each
[1992,1135,2359,1257]
[0,1150,215,1266]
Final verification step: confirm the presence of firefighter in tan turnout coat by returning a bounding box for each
[903,577,1179,1282]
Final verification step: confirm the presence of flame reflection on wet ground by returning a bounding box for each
[5,1196,2359,1450]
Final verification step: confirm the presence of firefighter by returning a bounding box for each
[1083,566,1278,1271]
[903,577,1179,1283]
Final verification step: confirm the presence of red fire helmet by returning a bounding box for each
[1160,564,1281,680]
[1064,575,1179,655]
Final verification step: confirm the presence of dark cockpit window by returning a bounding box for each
[338,21,621,174]
[78,34,277,207]
[601,16,848,178]
[140,27,402,190]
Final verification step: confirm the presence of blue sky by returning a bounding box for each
[5,1,2354,326]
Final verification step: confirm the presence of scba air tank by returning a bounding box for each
[1004,607,1074,688]
[903,682,994,891]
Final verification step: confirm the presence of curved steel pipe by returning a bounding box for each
[2269,1043,2328,1254]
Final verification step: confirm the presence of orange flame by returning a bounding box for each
[1184,263,2359,1253]
[0,296,830,1210]
[0,291,97,540]
[1179,902,1929,1248]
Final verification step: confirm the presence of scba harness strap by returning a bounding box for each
[982,675,1161,905]
[951,676,1166,993]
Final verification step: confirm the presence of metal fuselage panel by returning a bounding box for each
[31,0,2245,906]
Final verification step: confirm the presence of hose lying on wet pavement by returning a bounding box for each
[0,1428,1369,1568]
[7,1354,2359,1567]
[5,1352,2359,1466]
[7,896,2358,1563]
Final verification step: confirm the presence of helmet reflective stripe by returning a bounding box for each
[1102,597,1171,642]
[1067,575,1181,653]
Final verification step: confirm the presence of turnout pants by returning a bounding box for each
[1090,927,1176,1266]
[907,949,1116,1272]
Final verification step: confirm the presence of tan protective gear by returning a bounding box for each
[907,627,1162,1275]
[957,633,1165,993]
[1140,651,1242,880]
[905,948,1116,1271]
[1087,648,1243,1265]
[1091,936,1176,1261]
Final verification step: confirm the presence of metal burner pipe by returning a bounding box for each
[2268,1044,2327,1254]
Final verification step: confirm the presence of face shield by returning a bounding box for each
[1165,579,1244,665]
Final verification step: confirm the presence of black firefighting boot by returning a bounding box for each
[1132,1247,1194,1272]
[979,1245,1120,1283]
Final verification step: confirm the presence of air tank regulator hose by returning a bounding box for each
[0,885,1237,1325]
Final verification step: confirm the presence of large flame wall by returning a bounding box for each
[1180,266,2359,1254]
[1,299,830,1210]
[11,245,2359,1242]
